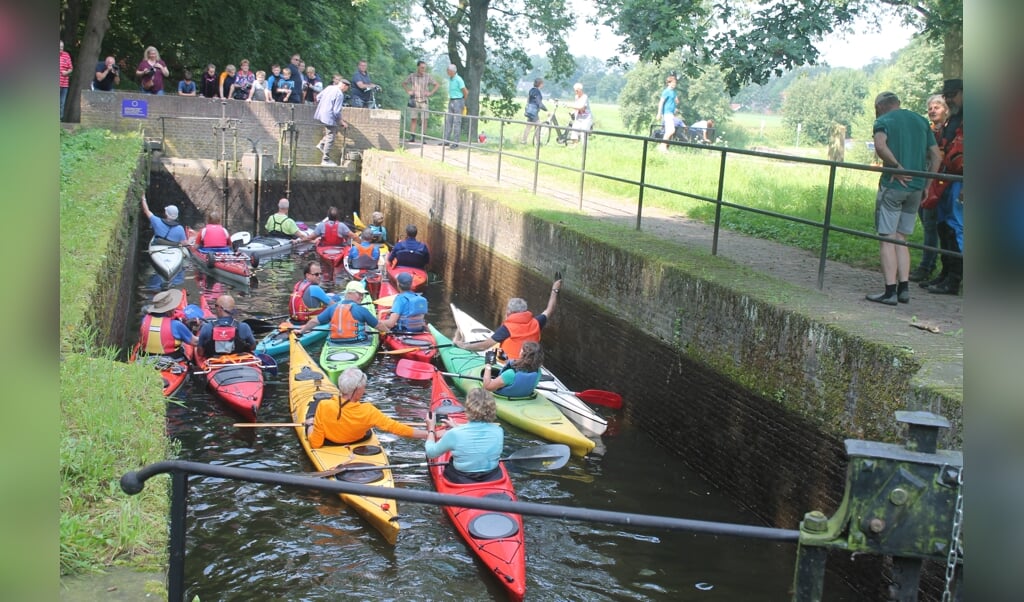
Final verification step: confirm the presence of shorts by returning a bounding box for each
[875,186,923,236]
[662,113,676,137]
[410,100,428,120]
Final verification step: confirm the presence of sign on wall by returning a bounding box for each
[121,99,148,119]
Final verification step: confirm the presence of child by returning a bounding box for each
[219,64,236,99]
[266,64,282,94]
[274,67,295,103]
[178,69,197,96]
[249,70,272,102]
[199,64,218,98]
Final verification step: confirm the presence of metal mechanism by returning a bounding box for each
[792,411,963,601]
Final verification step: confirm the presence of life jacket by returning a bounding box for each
[203,320,243,356]
[921,119,964,209]
[266,214,297,238]
[198,224,230,249]
[393,240,428,268]
[350,242,378,269]
[289,279,323,322]
[140,315,179,354]
[495,364,541,399]
[368,224,386,243]
[320,220,346,246]
[499,311,540,359]
[159,217,186,241]
[394,291,428,332]
[330,302,364,342]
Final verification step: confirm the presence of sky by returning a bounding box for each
[563,1,918,69]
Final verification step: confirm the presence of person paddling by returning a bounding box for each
[453,276,562,361]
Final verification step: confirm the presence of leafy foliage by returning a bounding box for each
[616,55,732,135]
[781,69,869,143]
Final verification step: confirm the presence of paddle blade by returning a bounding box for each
[505,444,571,471]
[576,389,623,410]
[396,359,435,380]
[374,294,396,307]
[257,353,278,376]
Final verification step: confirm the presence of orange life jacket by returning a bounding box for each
[140,315,179,354]
[350,242,377,269]
[499,311,540,359]
[330,302,362,341]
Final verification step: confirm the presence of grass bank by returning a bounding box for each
[60,128,172,577]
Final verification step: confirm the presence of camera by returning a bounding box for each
[484,350,497,365]
[110,65,118,72]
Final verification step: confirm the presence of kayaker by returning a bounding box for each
[297,279,389,342]
[368,211,389,244]
[303,367,430,447]
[313,206,355,246]
[387,224,430,269]
[288,261,340,324]
[378,272,427,333]
[265,198,316,241]
[196,294,257,357]
[453,276,562,360]
[141,195,186,243]
[138,289,197,358]
[424,388,503,483]
[482,341,543,398]
[347,229,380,270]
[194,210,232,252]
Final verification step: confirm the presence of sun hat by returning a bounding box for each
[150,289,184,314]
[345,280,367,294]
[942,78,963,96]
[165,205,179,219]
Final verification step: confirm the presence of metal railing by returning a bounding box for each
[402,108,962,290]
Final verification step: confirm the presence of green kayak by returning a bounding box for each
[429,325,594,457]
[318,293,379,384]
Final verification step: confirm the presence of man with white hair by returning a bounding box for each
[141,194,186,243]
[454,275,563,361]
[313,78,350,166]
[444,63,468,148]
[264,198,314,241]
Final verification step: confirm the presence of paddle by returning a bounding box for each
[381,343,455,356]
[234,421,421,429]
[243,315,291,333]
[302,443,571,476]
[395,359,623,410]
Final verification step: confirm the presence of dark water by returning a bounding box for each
[135,251,815,601]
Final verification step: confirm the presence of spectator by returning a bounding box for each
[569,82,593,144]
[59,40,73,119]
[229,59,254,100]
[248,70,272,102]
[266,64,282,95]
[689,119,716,143]
[313,78,349,166]
[444,64,467,148]
[274,66,295,103]
[199,64,219,98]
[924,78,965,296]
[520,78,548,145]
[350,60,377,108]
[304,66,323,103]
[387,224,430,269]
[219,64,236,99]
[402,60,440,142]
[94,55,120,92]
[656,75,678,153]
[909,94,949,283]
[136,46,169,95]
[177,70,197,96]
[864,91,941,306]
[286,54,304,103]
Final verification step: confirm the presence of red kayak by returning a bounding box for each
[428,371,526,601]
[130,289,193,397]
[198,353,265,421]
[315,243,348,268]
[386,263,428,292]
[186,227,255,287]
[377,278,437,364]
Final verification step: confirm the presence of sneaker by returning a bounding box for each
[320,159,338,166]
[448,143,458,149]
[865,291,898,306]
[315,140,326,154]
[908,266,933,282]
[408,135,416,143]
[897,290,910,304]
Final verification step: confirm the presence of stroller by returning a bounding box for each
[650,116,688,143]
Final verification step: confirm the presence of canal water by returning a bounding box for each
[133,247,853,601]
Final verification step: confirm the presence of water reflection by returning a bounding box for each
[135,246,824,601]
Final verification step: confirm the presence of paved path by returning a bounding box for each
[405,139,963,395]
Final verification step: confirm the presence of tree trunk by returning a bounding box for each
[942,24,963,78]
[61,0,83,50]
[64,0,112,124]
[463,0,490,139]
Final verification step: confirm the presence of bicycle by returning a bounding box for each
[536,100,572,146]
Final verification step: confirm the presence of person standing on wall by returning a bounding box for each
[313,78,349,167]
[402,60,440,143]
[350,60,378,108]
[59,40,73,120]
[864,91,941,306]
[444,64,468,148]
[136,46,169,95]
[94,56,120,92]
[656,75,678,153]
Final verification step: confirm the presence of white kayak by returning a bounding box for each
[148,237,186,280]
[235,234,299,261]
[449,302,608,437]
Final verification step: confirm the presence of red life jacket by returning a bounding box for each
[211,324,237,354]
[199,224,230,248]
[499,311,540,359]
[290,279,317,321]
[140,315,179,354]
[321,220,346,246]
[330,302,362,341]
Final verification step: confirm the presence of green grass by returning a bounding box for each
[60,128,172,576]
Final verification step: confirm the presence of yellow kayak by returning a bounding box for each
[288,331,400,544]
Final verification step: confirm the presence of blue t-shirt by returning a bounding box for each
[303,284,338,310]
[149,214,187,243]
[348,242,380,266]
[167,319,196,345]
[196,317,256,353]
[389,291,428,332]
[425,421,503,473]
[178,80,196,95]
[660,87,676,115]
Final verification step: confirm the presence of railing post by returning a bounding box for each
[465,114,473,173]
[636,140,649,231]
[817,164,838,290]
[578,131,588,210]
[168,470,188,602]
[532,136,541,195]
[711,148,728,256]
[496,121,504,183]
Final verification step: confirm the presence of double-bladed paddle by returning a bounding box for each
[381,343,454,356]
[395,359,623,410]
[302,443,571,477]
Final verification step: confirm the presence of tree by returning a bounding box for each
[63,0,113,123]
[616,55,732,135]
[592,0,962,94]
[418,0,576,123]
[781,69,868,144]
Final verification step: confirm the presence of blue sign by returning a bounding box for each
[121,98,148,119]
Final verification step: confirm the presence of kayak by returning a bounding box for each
[236,234,300,261]
[430,324,595,457]
[377,278,437,365]
[186,228,255,287]
[318,292,379,384]
[148,237,186,280]
[254,323,328,361]
[130,288,193,397]
[288,330,400,544]
[449,303,608,437]
[427,370,527,601]
[198,352,265,420]
[386,263,428,292]
[342,255,383,298]
[315,243,349,268]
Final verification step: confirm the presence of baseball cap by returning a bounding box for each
[396,272,413,288]
[165,205,179,219]
[345,280,367,294]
